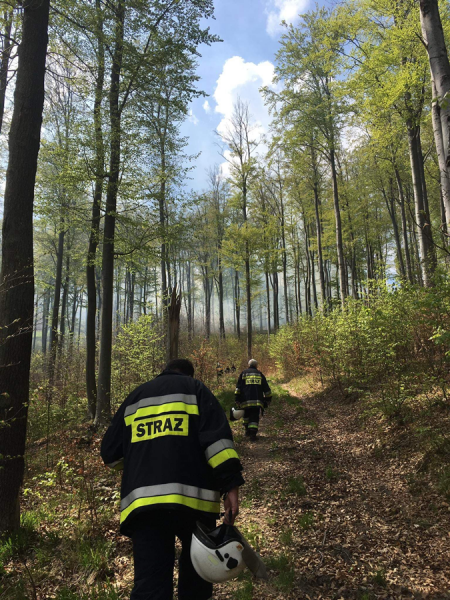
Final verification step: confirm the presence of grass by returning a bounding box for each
[298,512,314,530]
[371,569,387,587]
[279,527,293,545]
[286,476,307,497]
[266,553,295,591]
[325,465,341,482]
[234,575,253,600]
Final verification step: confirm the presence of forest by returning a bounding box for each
[1,0,450,597]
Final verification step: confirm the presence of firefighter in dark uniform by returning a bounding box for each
[235,359,272,440]
[101,358,244,600]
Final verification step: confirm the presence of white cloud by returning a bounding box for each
[212,56,278,174]
[188,109,199,125]
[203,100,211,113]
[213,56,276,136]
[265,0,309,37]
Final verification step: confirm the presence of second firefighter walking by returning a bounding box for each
[234,359,272,440]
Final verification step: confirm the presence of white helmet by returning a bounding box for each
[229,407,245,421]
[191,522,246,583]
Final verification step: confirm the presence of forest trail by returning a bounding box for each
[215,380,450,600]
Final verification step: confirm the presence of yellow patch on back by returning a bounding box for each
[131,414,188,443]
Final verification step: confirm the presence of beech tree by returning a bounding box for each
[0,0,50,534]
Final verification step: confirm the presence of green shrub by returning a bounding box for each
[286,476,307,496]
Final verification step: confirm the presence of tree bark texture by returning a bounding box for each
[419,0,450,178]
[96,0,125,425]
[0,0,50,534]
[86,0,105,420]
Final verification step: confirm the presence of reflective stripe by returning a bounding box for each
[208,448,239,468]
[239,400,263,408]
[121,483,219,511]
[235,388,240,394]
[125,394,198,418]
[120,494,220,523]
[125,402,199,425]
[248,423,258,429]
[204,439,235,461]
[264,394,272,398]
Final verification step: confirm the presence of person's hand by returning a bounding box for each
[223,487,239,525]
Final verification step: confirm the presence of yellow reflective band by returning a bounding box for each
[131,414,189,443]
[125,402,199,426]
[245,375,262,385]
[207,448,239,469]
[120,494,220,523]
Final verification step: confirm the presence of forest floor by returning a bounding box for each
[2,375,450,599]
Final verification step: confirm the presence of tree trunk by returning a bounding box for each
[406,120,436,286]
[244,242,252,359]
[42,286,50,354]
[394,167,414,283]
[167,288,181,361]
[265,271,271,335]
[330,148,347,304]
[86,0,105,421]
[429,77,450,223]
[382,183,406,279]
[234,270,241,340]
[0,11,13,135]
[0,0,50,535]
[96,0,125,426]
[218,258,225,339]
[48,228,65,383]
[419,0,450,177]
[59,253,70,353]
[313,179,326,310]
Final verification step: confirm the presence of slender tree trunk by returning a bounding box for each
[430,78,450,222]
[0,11,13,135]
[313,178,326,309]
[42,286,50,354]
[244,242,252,359]
[406,120,436,286]
[218,257,225,339]
[86,0,105,420]
[419,0,450,181]
[49,228,65,383]
[265,271,271,335]
[96,0,125,425]
[234,270,241,340]
[0,0,50,535]
[59,253,70,353]
[330,148,347,304]
[382,184,406,278]
[394,167,414,283]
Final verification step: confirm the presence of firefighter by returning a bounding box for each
[101,358,244,600]
[235,359,272,440]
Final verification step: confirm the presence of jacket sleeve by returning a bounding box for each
[262,375,272,404]
[100,401,127,471]
[235,372,243,403]
[197,381,245,495]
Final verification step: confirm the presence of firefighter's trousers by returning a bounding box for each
[243,406,261,437]
[130,510,215,600]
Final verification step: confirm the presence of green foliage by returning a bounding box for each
[298,512,314,530]
[266,553,295,591]
[55,584,121,600]
[325,466,341,482]
[286,476,307,497]
[111,315,165,405]
[271,280,450,421]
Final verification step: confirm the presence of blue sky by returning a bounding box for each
[181,0,326,192]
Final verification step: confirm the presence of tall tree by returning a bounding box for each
[0,0,50,534]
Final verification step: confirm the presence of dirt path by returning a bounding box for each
[215,381,450,600]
